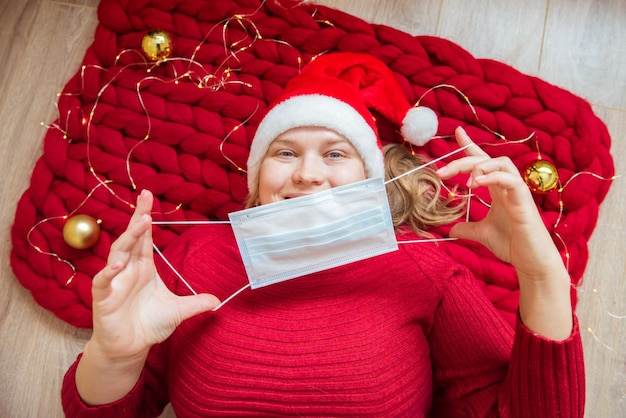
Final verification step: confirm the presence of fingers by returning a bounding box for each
[466,160,523,189]
[92,217,152,293]
[436,127,488,180]
[93,191,154,291]
[106,214,152,266]
[454,126,488,157]
[438,154,518,186]
[118,190,154,262]
[129,191,155,264]
[436,127,520,187]
[112,190,154,259]
[129,189,154,224]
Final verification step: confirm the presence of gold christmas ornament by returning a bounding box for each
[141,30,173,61]
[524,160,559,193]
[63,214,101,249]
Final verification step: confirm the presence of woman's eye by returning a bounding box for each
[278,150,295,157]
[327,151,343,159]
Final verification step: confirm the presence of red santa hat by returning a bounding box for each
[247,52,438,197]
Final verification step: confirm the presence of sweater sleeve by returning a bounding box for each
[427,266,585,417]
[498,315,585,417]
[61,340,171,417]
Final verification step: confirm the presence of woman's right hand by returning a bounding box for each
[75,189,220,405]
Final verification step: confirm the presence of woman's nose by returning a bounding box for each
[293,155,325,185]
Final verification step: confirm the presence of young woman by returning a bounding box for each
[62,53,584,417]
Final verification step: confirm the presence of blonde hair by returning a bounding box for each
[383,143,464,236]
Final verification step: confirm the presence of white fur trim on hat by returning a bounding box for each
[247,94,384,196]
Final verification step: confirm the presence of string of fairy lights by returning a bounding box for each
[25,0,622,349]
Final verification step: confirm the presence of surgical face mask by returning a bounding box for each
[229,177,398,289]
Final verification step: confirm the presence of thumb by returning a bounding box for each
[449,221,481,243]
[177,293,221,321]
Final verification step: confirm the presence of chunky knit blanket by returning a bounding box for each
[10,0,614,328]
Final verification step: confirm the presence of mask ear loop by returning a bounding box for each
[151,220,252,311]
[212,283,251,311]
[152,243,199,295]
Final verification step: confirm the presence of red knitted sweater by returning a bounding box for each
[62,225,585,417]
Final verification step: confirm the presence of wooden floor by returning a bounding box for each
[0,0,624,416]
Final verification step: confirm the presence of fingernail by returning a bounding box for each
[436,166,447,174]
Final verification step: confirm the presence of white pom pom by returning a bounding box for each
[400,106,438,146]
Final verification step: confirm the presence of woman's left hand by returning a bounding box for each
[437,127,561,278]
[437,127,573,340]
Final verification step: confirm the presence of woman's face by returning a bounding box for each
[258,127,367,205]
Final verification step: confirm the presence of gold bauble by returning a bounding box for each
[63,214,101,249]
[141,30,173,61]
[524,160,559,193]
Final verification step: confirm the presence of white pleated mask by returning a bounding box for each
[228,177,398,289]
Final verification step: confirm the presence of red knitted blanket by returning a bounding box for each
[10,0,614,328]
